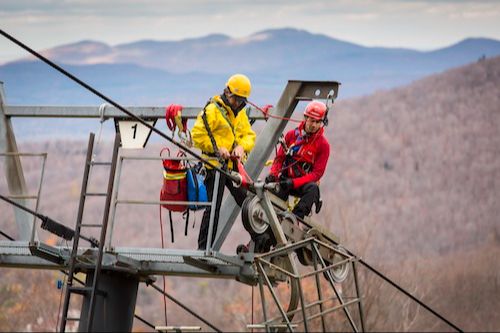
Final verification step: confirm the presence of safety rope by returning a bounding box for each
[247,101,302,123]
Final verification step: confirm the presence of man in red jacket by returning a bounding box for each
[245,101,330,253]
[265,100,330,219]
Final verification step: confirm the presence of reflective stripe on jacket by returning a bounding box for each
[191,95,256,169]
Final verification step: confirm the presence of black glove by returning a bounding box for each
[279,178,293,191]
[265,174,277,183]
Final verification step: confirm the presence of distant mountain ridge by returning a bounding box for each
[1,27,500,106]
[24,28,366,72]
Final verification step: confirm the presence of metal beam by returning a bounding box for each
[3,105,265,120]
[0,82,35,241]
[212,80,340,250]
[0,241,251,278]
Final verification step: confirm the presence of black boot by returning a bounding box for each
[253,231,276,253]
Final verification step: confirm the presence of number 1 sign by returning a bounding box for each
[114,119,157,149]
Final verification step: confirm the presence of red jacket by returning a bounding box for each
[270,122,330,189]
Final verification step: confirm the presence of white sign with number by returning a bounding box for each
[118,120,155,149]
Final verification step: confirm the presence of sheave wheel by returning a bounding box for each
[328,245,350,283]
[241,195,270,238]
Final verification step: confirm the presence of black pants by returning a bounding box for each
[275,182,320,219]
[197,167,247,250]
[253,182,320,253]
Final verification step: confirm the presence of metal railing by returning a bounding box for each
[106,151,218,253]
[0,152,47,243]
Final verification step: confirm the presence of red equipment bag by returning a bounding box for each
[160,147,188,212]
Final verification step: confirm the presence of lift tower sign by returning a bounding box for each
[114,118,156,149]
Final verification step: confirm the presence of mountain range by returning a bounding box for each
[1,28,500,107]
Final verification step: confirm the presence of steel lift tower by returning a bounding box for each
[1,79,366,332]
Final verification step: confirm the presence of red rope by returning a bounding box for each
[159,203,168,326]
[236,160,253,188]
[247,100,302,123]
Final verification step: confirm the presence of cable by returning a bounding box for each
[0,229,14,241]
[318,233,463,332]
[357,258,463,332]
[148,282,222,332]
[0,29,236,184]
[0,193,97,247]
[133,314,156,330]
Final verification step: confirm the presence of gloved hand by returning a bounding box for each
[265,174,277,183]
[279,178,293,191]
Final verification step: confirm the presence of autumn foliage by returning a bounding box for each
[1,56,500,331]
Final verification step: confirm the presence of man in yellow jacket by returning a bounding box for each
[191,74,256,250]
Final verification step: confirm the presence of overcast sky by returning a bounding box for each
[1,0,500,64]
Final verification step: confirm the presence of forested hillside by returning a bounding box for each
[1,56,499,331]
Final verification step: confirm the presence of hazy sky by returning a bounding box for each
[1,0,500,64]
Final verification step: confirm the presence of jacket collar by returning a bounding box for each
[213,94,235,118]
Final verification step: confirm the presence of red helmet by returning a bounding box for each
[304,101,327,121]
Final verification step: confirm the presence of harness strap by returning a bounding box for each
[213,100,236,134]
[202,98,241,160]
[169,211,174,243]
[212,99,238,151]
[201,101,220,158]
[280,127,318,178]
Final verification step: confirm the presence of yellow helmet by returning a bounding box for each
[226,74,252,99]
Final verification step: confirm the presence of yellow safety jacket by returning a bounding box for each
[192,95,256,169]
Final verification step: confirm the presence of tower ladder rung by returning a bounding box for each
[90,161,112,166]
[84,192,107,197]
